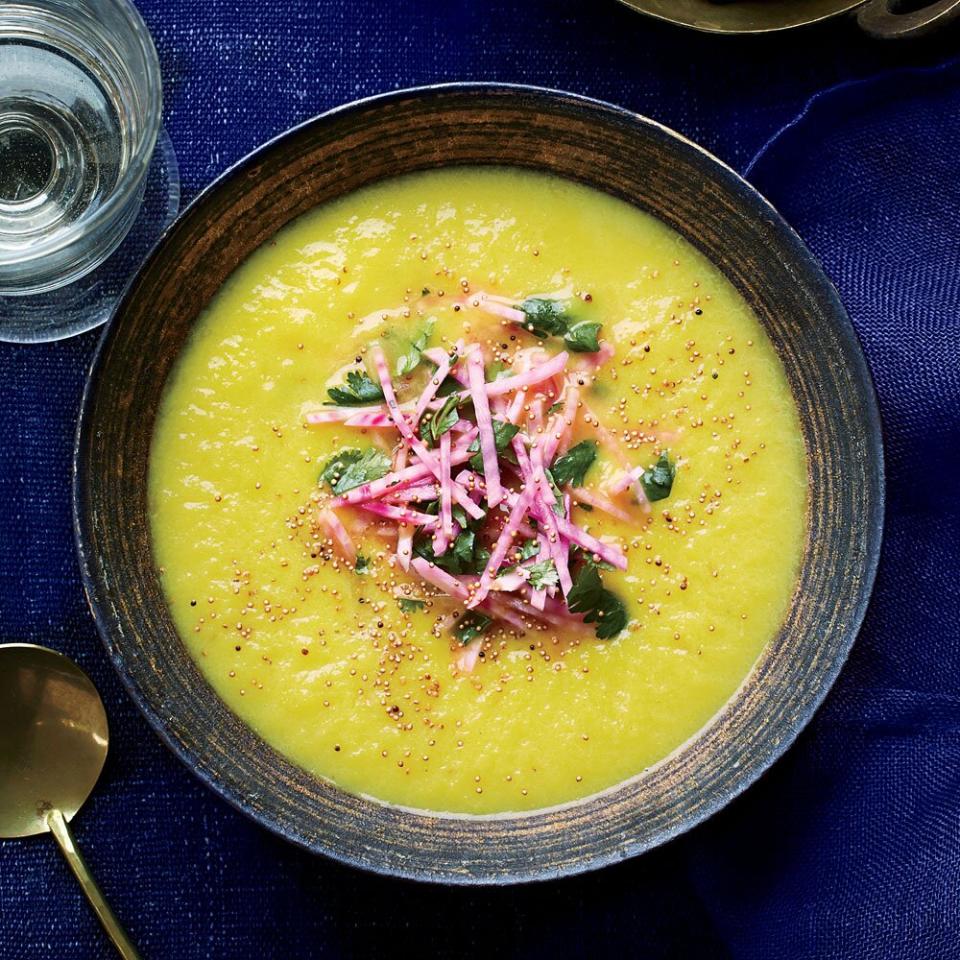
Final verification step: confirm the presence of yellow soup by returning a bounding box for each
[150,167,806,814]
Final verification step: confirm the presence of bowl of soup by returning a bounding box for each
[74,84,883,883]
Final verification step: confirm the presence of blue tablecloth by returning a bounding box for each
[1,3,958,958]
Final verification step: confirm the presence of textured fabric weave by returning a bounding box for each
[0,3,958,957]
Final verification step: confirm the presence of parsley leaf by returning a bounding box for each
[640,452,676,502]
[518,298,569,338]
[544,468,566,516]
[325,370,384,406]
[426,393,460,445]
[564,320,602,354]
[527,559,559,591]
[398,598,426,615]
[319,447,391,495]
[434,374,461,398]
[502,539,540,572]
[566,563,628,640]
[547,401,564,415]
[454,611,492,645]
[468,419,520,471]
[395,318,436,377]
[413,529,489,576]
[354,554,371,574]
[551,440,597,488]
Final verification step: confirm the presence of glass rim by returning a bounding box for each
[0,0,163,271]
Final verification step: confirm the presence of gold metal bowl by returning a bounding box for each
[617,0,960,38]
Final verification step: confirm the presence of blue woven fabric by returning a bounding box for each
[1,3,958,957]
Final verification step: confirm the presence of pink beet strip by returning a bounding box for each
[571,486,633,522]
[361,501,438,527]
[305,404,388,424]
[554,515,628,570]
[470,488,534,608]
[530,446,574,596]
[343,411,397,428]
[371,345,442,474]
[393,447,413,571]
[455,638,483,673]
[542,383,580,463]
[573,339,614,372]
[438,430,454,550]
[414,351,453,424]
[472,298,526,324]
[491,571,527,592]
[481,595,529,630]
[483,350,569,398]
[384,484,439,503]
[608,466,643,495]
[317,508,356,564]
[411,557,470,602]
[467,347,503,507]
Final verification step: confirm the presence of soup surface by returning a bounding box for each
[150,167,806,814]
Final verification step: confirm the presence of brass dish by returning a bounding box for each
[617,0,960,38]
[74,84,884,884]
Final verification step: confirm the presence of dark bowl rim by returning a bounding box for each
[72,81,885,884]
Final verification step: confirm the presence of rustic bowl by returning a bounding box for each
[74,84,884,884]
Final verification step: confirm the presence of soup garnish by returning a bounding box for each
[306,289,677,670]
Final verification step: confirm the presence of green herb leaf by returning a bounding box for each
[435,374,462,398]
[427,393,460,444]
[452,529,476,567]
[468,419,520,471]
[354,554,371,574]
[551,440,597,488]
[577,502,594,512]
[325,370,385,406]
[517,298,569,338]
[527,559,559,591]
[395,318,436,377]
[543,468,566,516]
[398,598,426,615]
[413,528,488,576]
[566,564,628,640]
[319,447,392,495]
[564,321,602,354]
[547,401,564,415]
[640,452,676,502]
[454,611,493,646]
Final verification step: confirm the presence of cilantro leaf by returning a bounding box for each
[468,419,520,471]
[544,468,566,516]
[517,298,569,338]
[426,393,460,445]
[566,564,628,640]
[452,529,476,567]
[354,554,371,574]
[398,598,426,615]
[547,401,564,415]
[413,529,489,576]
[551,440,597,488]
[319,447,391,495]
[325,370,384,406]
[502,538,540,572]
[564,321,602,354]
[527,559,559,591]
[454,611,492,646]
[640,452,676,502]
[395,318,436,377]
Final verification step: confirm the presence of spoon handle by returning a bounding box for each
[46,809,142,960]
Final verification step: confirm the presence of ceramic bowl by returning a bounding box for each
[74,84,883,884]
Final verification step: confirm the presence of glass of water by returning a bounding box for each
[0,0,168,334]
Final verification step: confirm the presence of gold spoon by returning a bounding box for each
[0,643,141,959]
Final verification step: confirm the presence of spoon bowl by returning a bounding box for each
[0,643,108,838]
[0,643,140,958]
